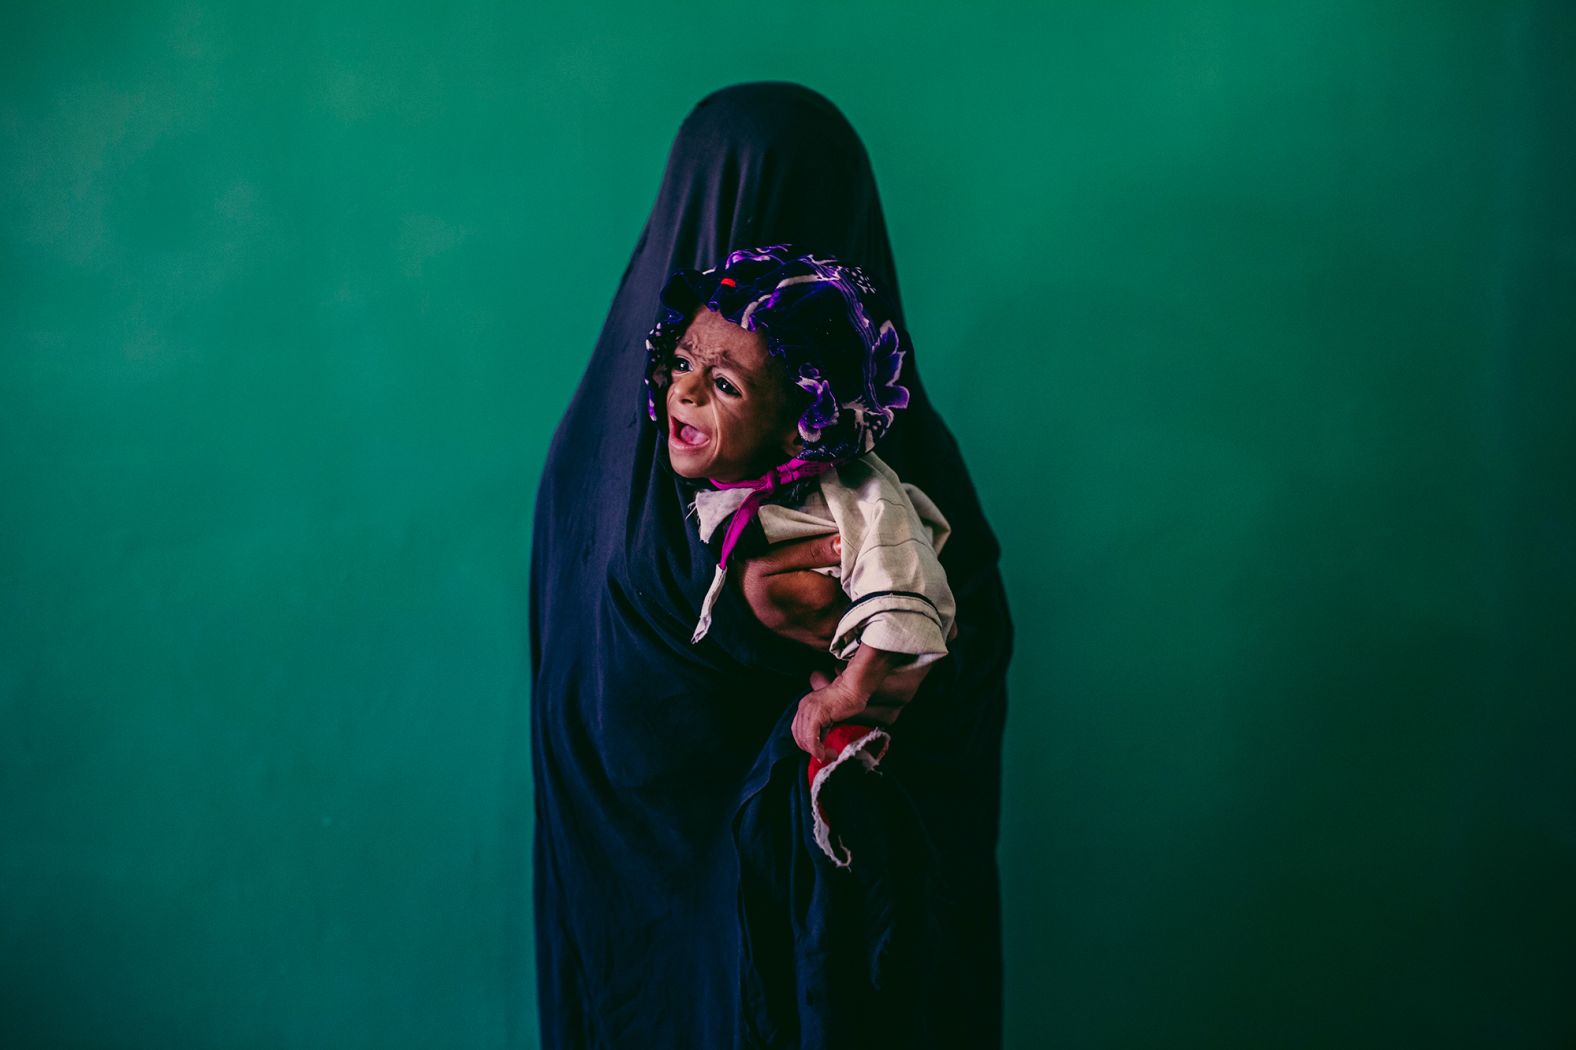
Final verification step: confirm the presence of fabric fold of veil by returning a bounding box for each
[530,81,1013,1049]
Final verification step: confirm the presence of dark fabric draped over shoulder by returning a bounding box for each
[529,82,1013,1049]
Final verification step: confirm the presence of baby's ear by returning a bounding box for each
[779,425,804,459]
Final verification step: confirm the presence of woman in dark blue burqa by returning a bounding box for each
[530,82,1013,1048]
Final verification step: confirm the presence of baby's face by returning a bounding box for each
[664,306,802,482]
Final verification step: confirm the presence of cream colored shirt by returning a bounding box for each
[691,452,955,667]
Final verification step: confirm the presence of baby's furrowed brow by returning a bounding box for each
[674,341,737,367]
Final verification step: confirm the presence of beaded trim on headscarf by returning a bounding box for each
[643,244,911,464]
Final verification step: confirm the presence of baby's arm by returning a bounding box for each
[823,457,955,666]
[793,462,957,758]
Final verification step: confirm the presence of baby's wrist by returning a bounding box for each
[840,644,906,695]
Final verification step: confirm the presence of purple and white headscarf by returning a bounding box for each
[643,244,911,464]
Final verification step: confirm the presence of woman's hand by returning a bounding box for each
[734,533,848,649]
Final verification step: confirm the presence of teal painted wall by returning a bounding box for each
[3,2,1572,1047]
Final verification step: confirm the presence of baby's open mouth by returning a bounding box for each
[670,417,709,449]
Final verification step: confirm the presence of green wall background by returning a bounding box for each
[3,2,1572,1047]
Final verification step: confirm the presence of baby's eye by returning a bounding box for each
[714,376,741,397]
[669,355,691,374]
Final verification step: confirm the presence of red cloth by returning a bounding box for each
[807,724,891,868]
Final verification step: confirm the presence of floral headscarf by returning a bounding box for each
[643,244,911,464]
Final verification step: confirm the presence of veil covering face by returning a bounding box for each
[530,82,1012,1048]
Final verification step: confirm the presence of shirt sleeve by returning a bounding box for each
[817,454,956,667]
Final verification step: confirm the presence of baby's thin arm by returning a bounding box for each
[837,643,910,697]
[790,645,911,761]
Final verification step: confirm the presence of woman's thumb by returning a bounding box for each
[808,669,832,690]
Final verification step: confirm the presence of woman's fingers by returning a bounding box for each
[736,535,849,649]
[754,533,841,575]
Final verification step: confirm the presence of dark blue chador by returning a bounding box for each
[529,82,1013,1049]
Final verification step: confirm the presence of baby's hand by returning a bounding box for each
[792,671,872,762]
[790,645,909,761]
